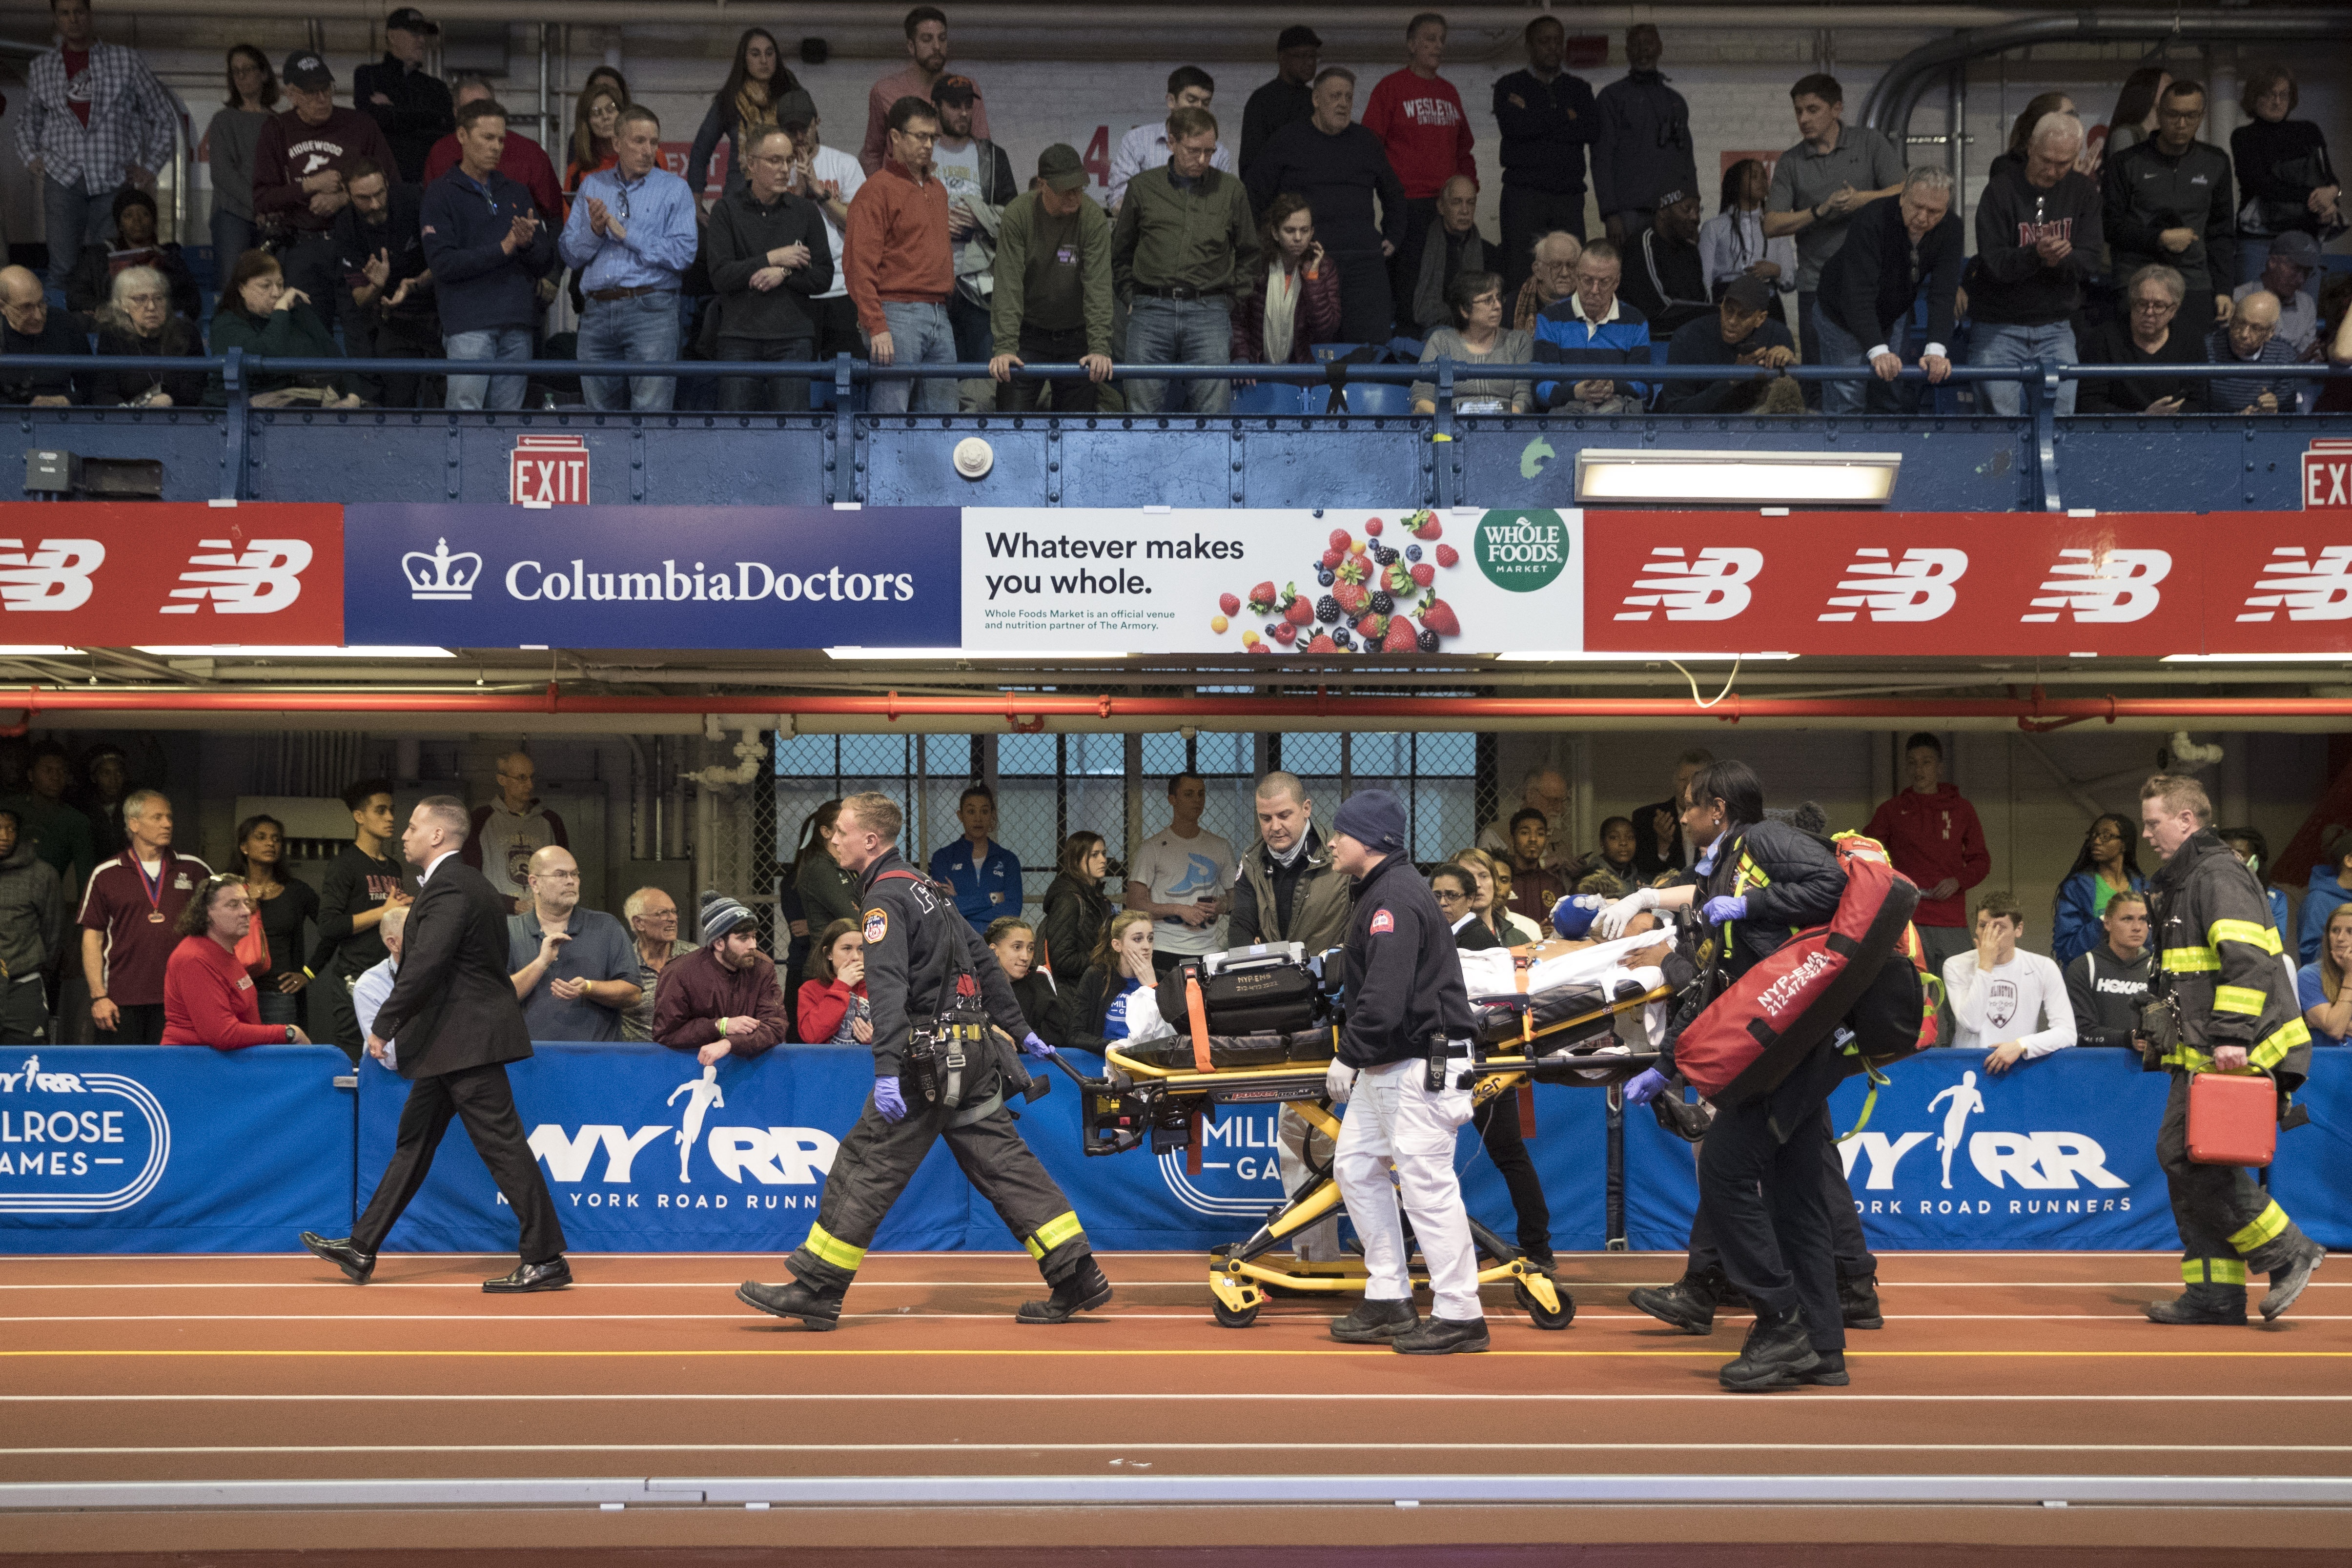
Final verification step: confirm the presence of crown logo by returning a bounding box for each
[403,537,483,600]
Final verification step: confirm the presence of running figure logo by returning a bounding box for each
[667,1066,725,1183]
[1927,1069,1985,1190]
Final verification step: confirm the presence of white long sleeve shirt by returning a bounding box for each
[1943,948,2076,1058]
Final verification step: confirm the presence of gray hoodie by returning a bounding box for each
[0,834,64,983]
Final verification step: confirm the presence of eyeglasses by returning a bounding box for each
[123,291,166,308]
[897,129,938,145]
[1432,887,1469,902]
[2130,296,2178,313]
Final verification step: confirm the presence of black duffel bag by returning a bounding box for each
[1157,943,1324,1038]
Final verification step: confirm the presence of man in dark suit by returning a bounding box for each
[301,795,569,1292]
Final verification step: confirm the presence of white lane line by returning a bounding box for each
[10,1441,2350,1457]
[8,1313,2348,1324]
[4,1401,2333,1410]
[2,1280,2328,1290]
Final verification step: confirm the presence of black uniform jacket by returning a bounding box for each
[1338,851,1473,1070]
[368,856,533,1079]
[857,848,1027,1078]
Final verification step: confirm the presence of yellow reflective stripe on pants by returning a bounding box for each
[2229,1201,2290,1254]
[802,1223,866,1272]
[2183,1258,2249,1285]
[2251,1017,2311,1070]
[2209,917,2284,957]
[2164,945,2220,974]
[2213,984,2267,1018]
[1023,1210,1084,1260]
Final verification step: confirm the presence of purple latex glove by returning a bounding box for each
[1702,894,1748,926]
[1020,1031,1056,1058]
[1622,1067,1669,1106]
[873,1075,907,1122]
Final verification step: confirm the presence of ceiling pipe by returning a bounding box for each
[1861,10,2352,150]
[7,684,2352,726]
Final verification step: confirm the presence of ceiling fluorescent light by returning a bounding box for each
[1493,650,1798,662]
[0,645,76,656]
[824,647,1129,660]
[2159,653,2352,664]
[1575,448,1902,506]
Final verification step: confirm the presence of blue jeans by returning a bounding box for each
[43,178,116,290]
[1124,295,1233,415]
[1814,310,1919,416]
[444,326,533,411]
[579,291,681,412]
[209,209,256,280]
[1969,320,2077,417]
[865,299,957,414]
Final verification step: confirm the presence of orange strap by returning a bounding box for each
[1186,1108,1204,1175]
[1186,973,1214,1074]
[1516,951,1534,1048]
[1517,1079,1536,1138]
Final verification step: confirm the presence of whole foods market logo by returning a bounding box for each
[1474,509,1570,593]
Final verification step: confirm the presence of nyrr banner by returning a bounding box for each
[1582,510,2352,658]
[341,505,961,650]
[0,502,343,645]
[961,508,1583,656]
[1624,1048,2179,1252]
[0,1046,354,1253]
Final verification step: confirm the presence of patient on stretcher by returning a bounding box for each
[1457,907,1679,1055]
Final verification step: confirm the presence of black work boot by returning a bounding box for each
[1329,1297,1419,1343]
[1392,1315,1491,1355]
[1017,1259,1113,1324]
[1628,1272,1721,1335]
[737,1277,844,1330]
[1718,1306,1823,1391]
[2143,1290,2249,1326]
[1800,1350,1850,1387]
[2262,1242,2326,1323]
[1839,1272,1884,1330]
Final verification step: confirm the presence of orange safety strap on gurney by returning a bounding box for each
[1516,950,1534,1049]
[1186,1108,1205,1175]
[1517,1080,1536,1137]
[1186,973,1214,1074]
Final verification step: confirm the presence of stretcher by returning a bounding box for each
[1054,927,1687,1330]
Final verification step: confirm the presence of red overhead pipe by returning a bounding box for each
[1,686,2350,723]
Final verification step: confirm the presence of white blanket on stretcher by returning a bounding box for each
[1456,920,1676,1051]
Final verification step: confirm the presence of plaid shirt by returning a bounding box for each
[12,40,178,194]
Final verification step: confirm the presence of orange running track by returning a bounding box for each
[2,1248,2349,1559]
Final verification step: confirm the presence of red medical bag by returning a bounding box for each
[2185,1071,2278,1168]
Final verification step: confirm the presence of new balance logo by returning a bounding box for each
[1820,547,1968,622]
[2021,549,2170,624]
[0,538,104,613]
[1614,546,1764,622]
[160,539,313,615]
[2238,546,2352,622]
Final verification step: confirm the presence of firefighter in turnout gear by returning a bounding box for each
[737,792,1110,1329]
[2138,774,2325,1325]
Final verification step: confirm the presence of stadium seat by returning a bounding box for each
[1232,381,1306,415]
[1334,381,1412,416]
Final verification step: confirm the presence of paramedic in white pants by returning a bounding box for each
[1322,790,1487,1356]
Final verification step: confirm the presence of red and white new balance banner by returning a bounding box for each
[0,503,343,646]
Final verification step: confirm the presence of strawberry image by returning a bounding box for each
[1365,516,1384,537]
[1320,546,1344,570]
[1434,543,1459,569]
[1219,591,1240,616]
[1285,595,1315,626]
[1354,611,1390,643]
[1418,597,1461,638]
[1245,642,1270,655]
[1335,553,1369,587]
[1329,527,1352,552]
[1332,580,1368,616]
[1411,562,1435,588]
[1271,621,1297,646]
[1382,617,1420,653]
[1247,580,1278,614]
[1307,633,1339,653]
[1384,561,1414,595]
[1406,511,1442,540]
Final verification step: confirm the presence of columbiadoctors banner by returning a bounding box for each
[961,507,1583,656]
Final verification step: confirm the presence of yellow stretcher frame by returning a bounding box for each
[1092,982,1673,1330]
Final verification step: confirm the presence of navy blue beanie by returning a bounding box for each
[1331,789,1408,855]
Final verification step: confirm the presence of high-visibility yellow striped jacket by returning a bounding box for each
[2148,827,2311,1087]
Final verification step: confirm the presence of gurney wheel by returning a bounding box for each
[1211,1297,1261,1329]
[1514,1280,1575,1331]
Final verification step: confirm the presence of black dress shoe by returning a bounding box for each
[1391,1316,1491,1355]
[300,1231,375,1284]
[484,1258,572,1293]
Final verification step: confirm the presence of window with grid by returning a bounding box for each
[1275,731,1480,866]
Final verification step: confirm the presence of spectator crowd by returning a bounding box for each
[2,2,2343,414]
[8,733,2340,1078]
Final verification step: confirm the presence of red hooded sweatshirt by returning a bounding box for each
[1862,783,1989,930]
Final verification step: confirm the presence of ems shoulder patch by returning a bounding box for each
[1369,909,1394,935]
[863,908,888,943]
